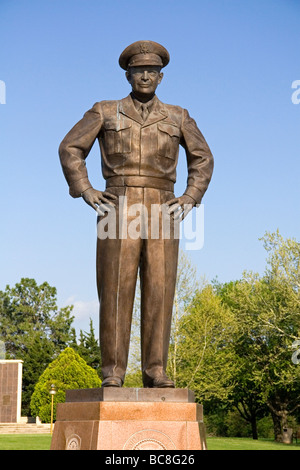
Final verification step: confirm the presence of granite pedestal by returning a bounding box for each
[50,388,207,450]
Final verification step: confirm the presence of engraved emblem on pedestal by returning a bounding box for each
[65,434,81,450]
[123,429,176,450]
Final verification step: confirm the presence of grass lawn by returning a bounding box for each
[207,437,300,450]
[0,434,52,450]
[0,434,299,450]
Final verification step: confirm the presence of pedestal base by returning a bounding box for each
[50,388,207,450]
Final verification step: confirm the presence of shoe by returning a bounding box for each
[144,375,175,388]
[101,376,122,387]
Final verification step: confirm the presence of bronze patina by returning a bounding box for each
[59,40,214,388]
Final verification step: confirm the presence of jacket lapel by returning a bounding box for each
[119,95,144,125]
[119,95,168,126]
[143,97,168,127]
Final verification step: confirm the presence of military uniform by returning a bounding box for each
[59,41,214,387]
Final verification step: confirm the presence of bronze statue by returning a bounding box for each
[59,41,214,388]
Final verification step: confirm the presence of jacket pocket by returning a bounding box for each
[104,122,132,155]
[157,123,181,159]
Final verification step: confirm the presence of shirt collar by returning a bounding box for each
[130,93,157,113]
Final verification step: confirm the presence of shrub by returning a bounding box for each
[256,415,274,438]
[225,410,252,437]
[30,347,102,422]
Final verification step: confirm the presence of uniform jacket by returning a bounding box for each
[59,94,214,204]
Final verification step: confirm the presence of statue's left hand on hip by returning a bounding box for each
[165,194,196,221]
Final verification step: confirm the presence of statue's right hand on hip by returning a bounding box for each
[81,188,117,216]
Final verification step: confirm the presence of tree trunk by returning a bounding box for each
[271,411,282,442]
[235,399,260,440]
[268,400,291,442]
[251,416,258,440]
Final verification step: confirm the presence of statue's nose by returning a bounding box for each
[141,71,149,81]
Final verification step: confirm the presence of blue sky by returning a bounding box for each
[0,0,299,334]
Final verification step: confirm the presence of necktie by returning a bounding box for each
[141,104,149,121]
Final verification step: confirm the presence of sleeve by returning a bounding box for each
[59,102,103,198]
[180,108,214,204]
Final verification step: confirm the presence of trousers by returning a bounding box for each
[96,186,179,385]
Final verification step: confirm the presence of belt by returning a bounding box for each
[106,175,174,192]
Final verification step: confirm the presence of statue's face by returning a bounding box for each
[126,66,163,96]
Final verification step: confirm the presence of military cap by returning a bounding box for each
[119,40,170,70]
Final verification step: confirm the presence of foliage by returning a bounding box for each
[224,410,252,438]
[0,278,74,356]
[204,408,230,437]
[30,347,101,422]
[175,285,239,402]
[69,318,101,376]
[219,231,300,440]
[0,278,74,415]
[124,370,143,388]
[256,415,276,439]
[1,231,299,442]
[172,231,300,441]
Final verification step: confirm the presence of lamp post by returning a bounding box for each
[49,384,56,435]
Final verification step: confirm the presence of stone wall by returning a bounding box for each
[0,360,23,423]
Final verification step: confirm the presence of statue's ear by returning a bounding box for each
[158,72,164,84]
[125,71,131,84]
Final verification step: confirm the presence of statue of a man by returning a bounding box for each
[59,41,214,388]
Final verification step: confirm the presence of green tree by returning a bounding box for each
[0,278,74,414]
[21,334,55,416]
[216,279,269,440]
[175,285,239,403]
[221,231,300,441]
[30,347,102,422]
[70,319,101,376]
